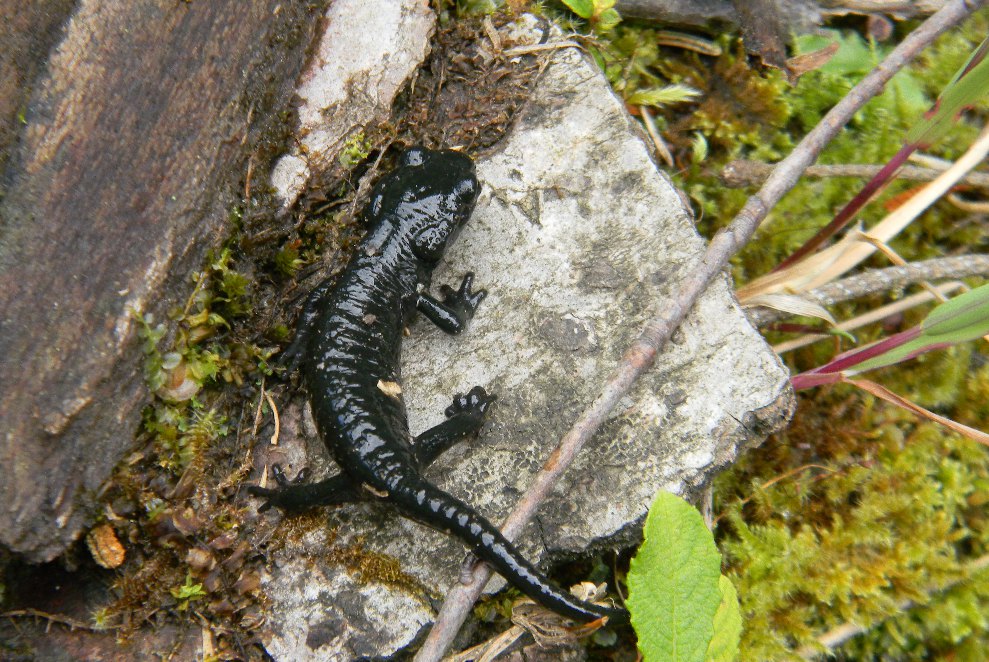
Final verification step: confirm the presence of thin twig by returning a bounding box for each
[654,30,722,56]
[639,106,674,167]
[721,160,989,189]
[821,0,940,16]
[502,40,582,57]
[1,608,109,631]
[853,233,950,304]
[797,553,989,658]
[747,254,989,327]
[412,3,984,659]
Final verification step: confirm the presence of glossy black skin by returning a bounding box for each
[249,147,627,625]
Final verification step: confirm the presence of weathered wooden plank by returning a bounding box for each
[0,0,323,561]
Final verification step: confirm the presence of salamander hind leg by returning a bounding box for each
[247,464,359,513]
[414,386,496,467]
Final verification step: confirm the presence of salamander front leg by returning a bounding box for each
[416,272,487,334]
[414,386,496,466]
[248,464,359,513]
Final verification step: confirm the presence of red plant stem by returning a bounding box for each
[775,144,915,270]
[804,326,921,376]
[413,2,985,660]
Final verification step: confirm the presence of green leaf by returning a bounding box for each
[595,8,622,32]
[171,575,206,605]
[705,576,741,662]
[796,30,872,76]
[851,282,989,374]
[561,0,594,19]
[628,492,724,662]
[907,36,989,148]
[922,281,989,339]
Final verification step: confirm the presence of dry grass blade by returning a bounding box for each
[847,377,989,446]
[748,254,989,327]
[772,282,966,354]
[743,293,838,324]
[739,123,989,302]
[444,625,528,662]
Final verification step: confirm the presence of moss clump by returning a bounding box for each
[327,536,435,598]
[134,246,273,472]
[552,8,989,658]
[715,380,989,659]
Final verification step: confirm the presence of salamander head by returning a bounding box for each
[377,147,480,262]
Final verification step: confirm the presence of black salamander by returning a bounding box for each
[249,147,628,624]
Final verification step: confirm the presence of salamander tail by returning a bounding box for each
[392,477,628,624]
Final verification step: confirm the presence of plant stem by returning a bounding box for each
[747,254,989,327]
[721,160,989,189]
[413,2,986,659]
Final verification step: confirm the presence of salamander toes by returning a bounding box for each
[439,273,487,315]
[246,485,278,512]
[445,385,497,418]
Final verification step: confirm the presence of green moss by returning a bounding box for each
[273,243,303,278]
[716,393,989,659]
[555,10,989,657]
[715,382,989,659]
[338,131,372,168]
[145,403,229,472]
[170,574,207,611]
[130,241,278,473]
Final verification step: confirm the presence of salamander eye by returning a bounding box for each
[454,178,479,210]
[455,177,476,198]
[401,147,428,167]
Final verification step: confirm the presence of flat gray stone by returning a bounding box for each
[258,23,792,661]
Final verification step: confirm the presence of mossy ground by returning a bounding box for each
[586,7,989,660]
[3,3,986,659]
[0,9,550,660]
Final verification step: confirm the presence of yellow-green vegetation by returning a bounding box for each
[716,373,989,659]
[338,131,373,168]
[552,3,989,658]
[135,246,272,472]
[273,242,304,278]
[327,536,435,597]
[170,574,207,611]
[559,0,621,34]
